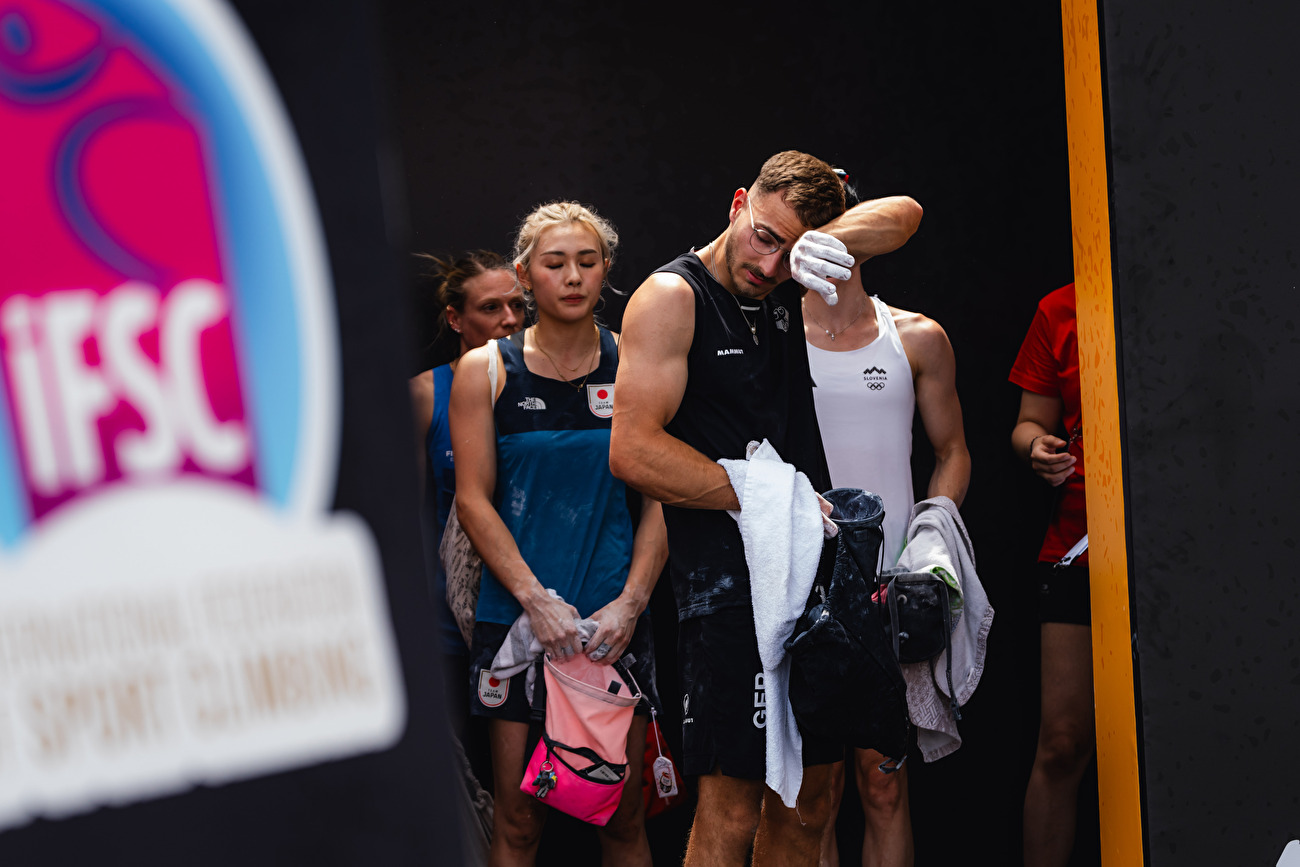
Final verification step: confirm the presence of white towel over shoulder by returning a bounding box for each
[718,439,825,808]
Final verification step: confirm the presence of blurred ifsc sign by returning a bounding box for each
[0,0,405,829]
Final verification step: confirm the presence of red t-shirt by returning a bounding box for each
[1009,284,1087,564]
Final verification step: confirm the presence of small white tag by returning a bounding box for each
[584,763,623,783]
[652,755,678,799]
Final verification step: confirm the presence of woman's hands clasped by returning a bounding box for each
[523,588,582,665]
[585,594,640,665]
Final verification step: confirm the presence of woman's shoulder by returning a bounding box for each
[410,367,435,397]
[409,368,435,432]
[452,342,506,396]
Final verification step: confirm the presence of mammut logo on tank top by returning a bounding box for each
[717,348,745,357]
[517,396,546,410]
[753,673,767,729]
[863,366,888,391]
[773,305,789,332]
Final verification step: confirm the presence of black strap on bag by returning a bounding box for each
[541,734,629,784]
[880,569,961,721]
[523,655,548,775]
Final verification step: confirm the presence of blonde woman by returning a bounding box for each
[450,202,667,867]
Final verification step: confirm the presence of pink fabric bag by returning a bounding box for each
[520,655,641,826]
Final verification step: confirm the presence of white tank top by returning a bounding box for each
[808,296,916,565]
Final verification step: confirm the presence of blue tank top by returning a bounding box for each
[474,327,633,625]
[424,363,464,652]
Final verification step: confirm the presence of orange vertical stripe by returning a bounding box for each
[1060,1,1145,864]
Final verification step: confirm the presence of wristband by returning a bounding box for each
[1028,435,1044,461]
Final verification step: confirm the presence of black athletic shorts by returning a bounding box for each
[467,613,660,722]
[678,606,843,779]
[1037,561,1091,625]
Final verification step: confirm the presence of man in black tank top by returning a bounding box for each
[610,151,922,867]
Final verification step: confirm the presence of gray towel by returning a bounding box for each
[489,590,599,703]
[895,496,994,762]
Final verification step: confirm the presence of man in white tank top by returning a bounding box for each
[803,184,970,867]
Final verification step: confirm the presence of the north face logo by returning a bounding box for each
[517,396,546,411]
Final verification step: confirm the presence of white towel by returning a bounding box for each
[895,496,994,761]
[719,439,825,808]
[489,590,599,703]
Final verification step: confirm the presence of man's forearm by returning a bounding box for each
[611,426,739,511]
[820,196,923,261]
[927,447,971,507]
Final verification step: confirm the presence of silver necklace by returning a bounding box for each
[808,294,868,342]
[704,242,759,345]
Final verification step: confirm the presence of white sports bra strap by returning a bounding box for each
[487,338,500,406]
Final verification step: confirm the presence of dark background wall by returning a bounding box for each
[379,1,1080,864]
[1100,3,1300,864]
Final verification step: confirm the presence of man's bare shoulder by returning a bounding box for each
[629,271,695,310]
[623,271,696,350]
[889,305,950,353]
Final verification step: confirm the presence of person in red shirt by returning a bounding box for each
[1009,283,1094,867]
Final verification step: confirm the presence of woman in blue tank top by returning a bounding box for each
[451,202,667,866]
[408,251,523,720]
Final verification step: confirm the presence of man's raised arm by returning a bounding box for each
[788,196,923,303]
[609,273,739,511]
[823,195,923,262]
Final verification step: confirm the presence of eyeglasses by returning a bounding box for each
[745,194,793,268]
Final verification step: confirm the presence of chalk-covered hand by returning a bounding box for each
[585,595,640,664]
[789,231,855,305]
[524,589,581,665]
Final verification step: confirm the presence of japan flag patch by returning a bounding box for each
[478,670,509,707]
[587,383,615,418]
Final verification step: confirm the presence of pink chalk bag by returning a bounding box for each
[521,653,642,826]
